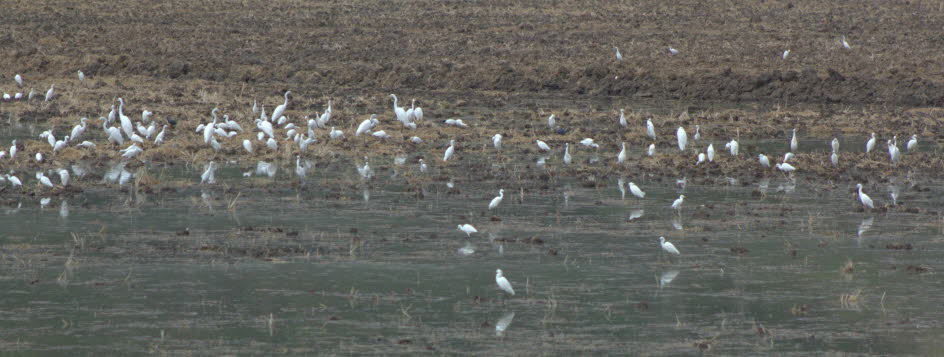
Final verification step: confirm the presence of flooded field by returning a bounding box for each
[1,158,941,355]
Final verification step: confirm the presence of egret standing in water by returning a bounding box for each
[659,236,680,256]
[458,224,478,238]
[628,182,645,199]
[676,127,687,151]
[495,269,515,296]
[856,183,874,209]
[563,143,572,165]
[790,128,798,152]
[489,189,504,210]
[671,195,685,215]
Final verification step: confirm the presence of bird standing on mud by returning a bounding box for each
[676,127,687,151]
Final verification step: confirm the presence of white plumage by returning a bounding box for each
[628,182,645,198]
[457,223,477,237]
[495,269,515,295]
[489,189,504,210]
[535,140,551,152]
[659,236,680,255]
[856,183,874,209]
[444,140,456,161]
[676,126,687,151]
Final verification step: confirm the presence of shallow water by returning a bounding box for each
[0,159,942,356]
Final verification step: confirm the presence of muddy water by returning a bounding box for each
[0,159,942,356]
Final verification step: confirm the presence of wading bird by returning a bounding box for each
[659,236,680,256]
[495,269,515,295]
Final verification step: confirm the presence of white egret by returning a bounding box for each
[70,117,87,142]
[659,236,680,255]
[619,109,627,128]
[120,144,143,158]
[668,46,680,55]
[495,269,515,295]
[266,138,278,151]
[77,70,85,82]
[270,91,291,122]
[907,135,917,151]
[154,125,167,145]
[856,183,874,209]
[319,100,333,127]
[579,138,599,149]
[77,141,95,148]
[35,152,43,162]
[492,134,503,150]
[618,142,627,164]
[419,159,428,173]
[783,49,790,60]
[201,161,217,184]
[410,99,423,122]
[647,143,655,156]
[535,140,551,152]
[410,136,423,144]
[841,36,852,49]
[726,140,739,156]
[2,93,9,101]
[242,139,253,153]
[614,46,622,61]
[355,157,373,179]
[37,172,54,188]
[6,174,21,187]
[390,94,408,123]
[444,140,456,161]
[458,223,478,238]
[252,100,258,114]
[775,162,796,174]
[563,143,572,165]
[329,127,344,140]
[706,144,715,162]
[489,189,504,210]
[783,152,794,162]
[866,133,876,153]
[696,152,705,164]
[671,195,685,214]
[888,140,900,164]
[14,74,23,86]
[790,128,798,152]
[14,92,22,100]
[371,130,390,139]
[676,126,687,151]
[646,118,656,139]
[831,138,840,153]
[44,84,54,101]
[58,169,70,186]
[355,115,378,136]
[118,98,134,138]
[547,114,556,129]
[628,182,645,198]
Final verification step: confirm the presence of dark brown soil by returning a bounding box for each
[2,0,944,106]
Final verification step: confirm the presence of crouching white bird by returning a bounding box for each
[856,183,874,209]
[120,144,143,159]
[776,162,796,174]
[489,189,504,210]
[535,140,551,152]
[757,154,770,167]
[579,138,599,149]
[201,161,217,184]
[659,236,680,255]
[492,134,503,150]
[495,269,515,295]
[458,223,477,237]
[628,182,645,198]
[242,139,253,153]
